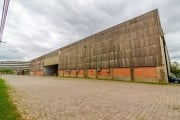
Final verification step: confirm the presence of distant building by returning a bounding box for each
[31,9,170,83]
[0,61,30,74]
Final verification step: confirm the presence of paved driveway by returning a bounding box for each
[2,75,180,120]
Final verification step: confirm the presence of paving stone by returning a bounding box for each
[2,75,180,120]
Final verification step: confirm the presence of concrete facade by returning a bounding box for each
[31,9,170,83]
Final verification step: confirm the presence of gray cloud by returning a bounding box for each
[0,0,180,61]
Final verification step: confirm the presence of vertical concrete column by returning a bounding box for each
[158,36,168,83]
[110,68,113,79]
[130,48,134,81]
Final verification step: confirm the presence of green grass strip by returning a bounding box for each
[0,79,22,120]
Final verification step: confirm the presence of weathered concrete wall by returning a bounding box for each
[59,9,162,71]
[31,56,44,76]
[44,55,59,66]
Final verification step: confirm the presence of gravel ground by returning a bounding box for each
[2,75,180,120]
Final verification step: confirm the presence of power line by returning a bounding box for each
[0,0,10,43]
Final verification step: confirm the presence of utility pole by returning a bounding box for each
[0,0,11,43]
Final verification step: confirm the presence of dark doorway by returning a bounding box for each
[43,64,58,76]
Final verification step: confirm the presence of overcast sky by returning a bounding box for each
[0,0,180,61]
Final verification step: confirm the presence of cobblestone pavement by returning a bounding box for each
[2,75,180,120]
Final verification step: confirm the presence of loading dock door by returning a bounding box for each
[43,64,58,76]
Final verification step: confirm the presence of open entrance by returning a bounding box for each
[43,64,58,76]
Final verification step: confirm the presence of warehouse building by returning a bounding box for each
[31,9,170,83]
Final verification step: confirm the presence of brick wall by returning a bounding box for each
[134,67,159,83]
[58,70,64,77]
[88,69,96,78]
[113,68,130,77]
[64,71,70,77]
[134,67,157,78]
[34,71,43,76]
[57,67,161,83]
[77,70,84,77]
[34,67,163,83]
[112,68,131,80]
[70,70,76,77]
[98,69,110,79]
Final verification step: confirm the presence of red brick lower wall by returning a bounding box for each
[134,67,158,82]
[57,67,157,80]
[32,66,167,83]
[64,71,70,77]
[88,69,96,78]
[58,70,64,77]
[112,68,131,80]
[77,70,84,77]
[113,68,130,77]
[34,71,43,76]
[134,67,157,78]
[70,70,76,77]
[98,69,110,79]
[57,67,162,83]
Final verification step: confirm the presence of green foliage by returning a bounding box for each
[0,79,22,120]
[170,61,180,77]
[0,68,14,74]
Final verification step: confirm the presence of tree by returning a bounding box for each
[0,68,14,74]
[170,61,180,77]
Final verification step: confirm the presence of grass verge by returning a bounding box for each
[0,79,22,120]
